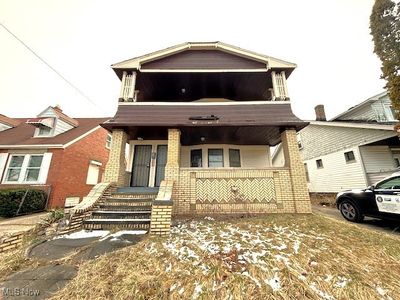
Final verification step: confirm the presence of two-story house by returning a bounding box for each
[0,106,110,209]
[273,91,399,196]
[89,41,311,231]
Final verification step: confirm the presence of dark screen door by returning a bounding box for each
[131,145,152,187]
[155,145,168,187]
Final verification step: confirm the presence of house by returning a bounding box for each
[94,41,311,231]
[0,106,110,208]
[272,91,399,195]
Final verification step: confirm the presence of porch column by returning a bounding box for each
[281,129,311,213]
[104,129,128,187]
[164,129,181,182]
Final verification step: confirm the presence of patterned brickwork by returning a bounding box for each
[104,130,128,186]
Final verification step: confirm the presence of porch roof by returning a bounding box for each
[102,102,308,145]
[102,102,307,129]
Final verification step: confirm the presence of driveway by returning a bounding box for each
[313,205,400,237]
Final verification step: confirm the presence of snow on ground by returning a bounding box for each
[55,229,147,241]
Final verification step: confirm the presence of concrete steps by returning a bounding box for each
[83,189,158,231]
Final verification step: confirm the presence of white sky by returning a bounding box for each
[0,0,385,120]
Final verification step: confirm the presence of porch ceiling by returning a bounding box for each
[122,126,290,146]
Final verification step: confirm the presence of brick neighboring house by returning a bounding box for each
[0,106,110,208]
[92,41,311,232]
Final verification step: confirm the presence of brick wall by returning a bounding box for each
[46,127,110,208]
[104,130,127,186]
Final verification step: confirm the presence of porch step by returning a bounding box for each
[92,211,151,219]
[83,218,150,230]
[98,204,152,211]
[104,198,153,207]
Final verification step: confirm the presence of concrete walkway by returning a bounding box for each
[0,212,49,235]
[313,205,400,237]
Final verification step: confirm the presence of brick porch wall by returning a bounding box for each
[104,129,127,186]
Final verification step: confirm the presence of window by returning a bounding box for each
[376,176,400,190]
[304,163,310,182]
[208,149,224,167]
[190,149,202,167]
[4,154,44,183]
[316,159,323,169]
[86,161,101,185]
[37,125,52,137]
[297,134,303,149]
[229,149,241,167]
[6,155,24,182]
[25,155,43,182]
[106,134,112,149]
[394,158,400,168]
[344,151,356,163]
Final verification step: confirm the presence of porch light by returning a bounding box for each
[200,137,205,142]
[137,137,143,140]
[181,88,186,93]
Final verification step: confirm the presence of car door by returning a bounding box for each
[373,176,400,217]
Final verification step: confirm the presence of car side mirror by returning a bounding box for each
[368,185,375,191]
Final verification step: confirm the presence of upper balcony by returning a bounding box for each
[112,42,296,103]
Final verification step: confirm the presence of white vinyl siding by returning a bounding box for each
[0,123,12,132]
[299,125,396,161]
[305,147,367,193]
[86,162,101,185]
[53,119,74,136]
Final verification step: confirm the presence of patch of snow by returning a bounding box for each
[266,273,281,292]
[241,271,261,288]
[334,276,350,288]
[204,216,215,221]
[100,230,147,241]
[310,261,318,267]
[54,230,109,240]
[298,274,306,281]
[324,275,333,282]
[293,240,301,254]
[165,262,172,272]
[192,282,202,299]
[170,283,178,292]
[178,287,185,295]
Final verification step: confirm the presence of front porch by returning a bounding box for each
[103,126,312,217]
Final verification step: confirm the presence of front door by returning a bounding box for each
[155,145,168,187]
[131,145,152,187]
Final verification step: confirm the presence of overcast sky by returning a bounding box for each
[0,0,385,120]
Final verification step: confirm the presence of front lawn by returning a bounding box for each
[53,214,400,299]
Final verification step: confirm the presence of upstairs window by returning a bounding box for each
[297,134,303,149]
[316,159,323,169]
[37,125,52,137]
[304,163,310,182]
[229,149,241,167]
[344,151,356,163]
[208,149,224,167]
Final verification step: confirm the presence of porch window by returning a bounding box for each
[208,149,224,167]
[229,149,241,167]
[105,134,112,149]
[190,149,202,167]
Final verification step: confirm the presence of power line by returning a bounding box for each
[0,21,107,113]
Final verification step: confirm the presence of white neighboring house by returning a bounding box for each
[272,92,400,193]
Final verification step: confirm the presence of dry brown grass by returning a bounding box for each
[49,214,400,299]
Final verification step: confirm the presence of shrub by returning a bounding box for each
[0,189,47,217]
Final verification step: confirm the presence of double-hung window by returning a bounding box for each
[208,149,224,167]
[229,149,241,167]
[4,154,45,183]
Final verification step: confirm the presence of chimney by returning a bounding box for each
[314,105,326,121]
[53,105,62,113]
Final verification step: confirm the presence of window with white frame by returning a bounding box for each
[344,151,356,163]
[4,154,44,183]
[86,160,101,185]
[37,125,52,137]
[106,134,112,149]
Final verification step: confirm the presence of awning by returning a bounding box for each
[26,117,54,128]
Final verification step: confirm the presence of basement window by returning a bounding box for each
[344,151,356,163]
[316,159,323,169]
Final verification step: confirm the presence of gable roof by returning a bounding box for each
[0,114,20,127]
[36,106,79,127]
[330,91,387,121]
[111,41,296,74]
[0,118,109,149]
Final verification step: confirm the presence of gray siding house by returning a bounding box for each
[273,92,400,193]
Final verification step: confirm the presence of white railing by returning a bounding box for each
[119,71,137,102]
[272,71,289,100]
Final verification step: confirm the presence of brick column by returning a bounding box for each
[281,129,311,213]
[165,129,181,182]
[104,129,128,186]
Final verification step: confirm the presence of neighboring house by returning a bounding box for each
[272,91,399,194]
[101,41,311,219]
[0,106,110,208]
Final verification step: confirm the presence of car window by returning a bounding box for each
[376,176,400,190]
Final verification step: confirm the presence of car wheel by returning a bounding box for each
[339,200,364,222]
